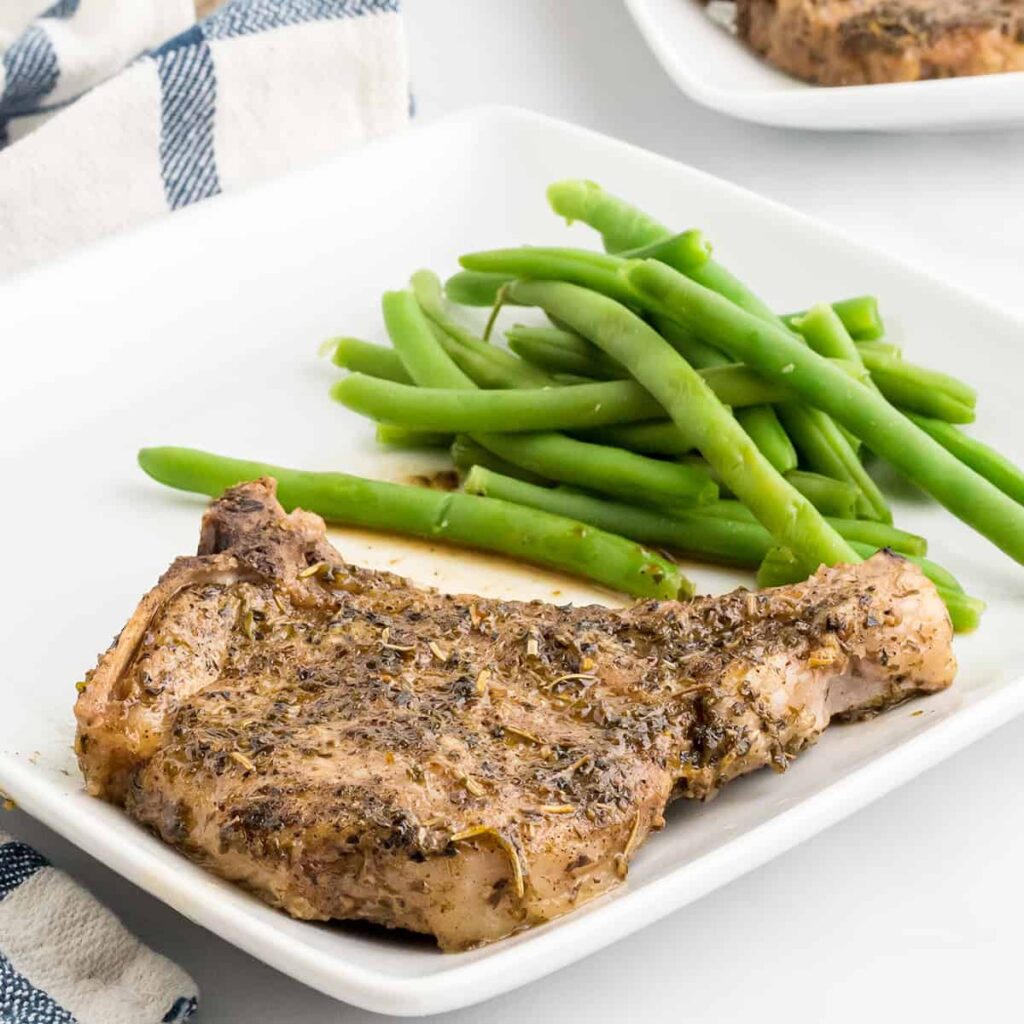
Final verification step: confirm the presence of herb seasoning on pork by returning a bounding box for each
[75,479,955,949]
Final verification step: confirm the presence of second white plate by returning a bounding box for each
[625,0,1024,130]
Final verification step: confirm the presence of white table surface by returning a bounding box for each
[11,2,1024,1020]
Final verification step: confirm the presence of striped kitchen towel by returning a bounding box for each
[0,831,198,1023]
[0,0,409,275]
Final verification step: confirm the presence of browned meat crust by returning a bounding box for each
[735,0,1024,84]
[74,480,955,949]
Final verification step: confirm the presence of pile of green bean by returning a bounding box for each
[141,180,1024,631]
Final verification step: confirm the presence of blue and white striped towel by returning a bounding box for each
[0,0,409,274]
[0,831,197,1023]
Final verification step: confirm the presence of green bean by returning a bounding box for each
[777,404,891,521]
[458,247,637,306]
[736,406,799,475]
[330,337,412,383]
[547,179,786,326]
[858,348,976,422]
[548,180,878,482]
[413,270,554,387]
[547,179,672,254]
[383,290,475,389]
[783,296,884,341]
[445,270,518,307]
[479,432,717,507]
[433,325,555,389]
[657,320,800,476]
[506,325,799,408]
[465,468,925,568]
[137,447,692,601]
[449,436,550,485]
[697,499,926,554]
[657,315,799,475]
[905,414,1024,507]
[386,282,718,509]
[464,466,782,567]
[333,373,666,433]
[506,326,625,380]
[618,229,712,274]
[789,304,870,454]
[509,278,857,570]
[681,458,859,517]
[652,314,730,368]
[625,258,1024,565]
[375,425,452,448]
[856,340,902,359]
[579,420,697,456]
[791,303,863,364]
[755,546,982,633]
[784,470,861,519]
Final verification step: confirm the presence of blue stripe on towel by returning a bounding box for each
[40,0,82,19]
[0,954,78,1024]
[0,26,59,118]
[162,995,199,1022]
[0,842,48,902]
[155,27,221,211]
[203,0,399,40]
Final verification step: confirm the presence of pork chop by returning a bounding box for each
[734,0,1024,84]
[74,479,955,949]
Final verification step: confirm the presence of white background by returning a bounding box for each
[10,2,1024,1021]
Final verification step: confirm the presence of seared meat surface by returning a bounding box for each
[734,0,1024,84]
[75,480,955,949]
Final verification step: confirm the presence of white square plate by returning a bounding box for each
[625,0,1024,130]
[2,107,1023,1016]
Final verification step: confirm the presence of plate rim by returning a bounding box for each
[3,104,1024,1015]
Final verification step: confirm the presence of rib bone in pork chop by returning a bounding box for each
[75,480,955,949]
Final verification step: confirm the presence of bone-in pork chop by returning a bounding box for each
[74,480,955,949]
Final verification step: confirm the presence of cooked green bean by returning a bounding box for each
[756,546,982,633]
[445,270,518,307]
[789,304,870,454]
[458,247,638,306]
[783,296,884,341]
[330,337,412,384]
[791,303,863,364]
[625,258,1024,565]
[858,347,976,422]
[433,325,555,389]
[547,179,672,254]
[905,413,1024,506]
[478,432,717,507]
[618,229,712,274]
[505,325,802,408]
[333,373,665,433]
[413,270,554,388]
[383,289,476,389]
[465,468,925,569]
[579,420,698,456]
[137,447,692,600]
[506,325,625,380]
[697,499,926,554]
[449,435,550,485]
[386,282,718,509]
[509,278,857,570]
[375,424,451,448]
[856,340,902,359]
[777,403,891,521]
[784,469,861,519]
[656,318,800,475]
[548,180,879,483]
